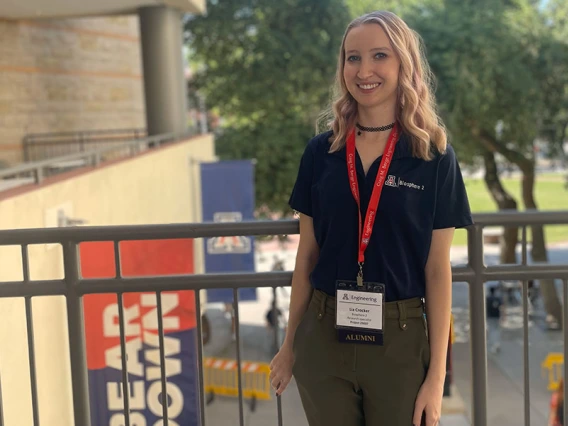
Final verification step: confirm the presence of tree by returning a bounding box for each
[185,0,350,214]
[539,0,568,163]
[411,0,568,326]
[345,0,426,18]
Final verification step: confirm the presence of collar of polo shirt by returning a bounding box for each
[330,132,414,161]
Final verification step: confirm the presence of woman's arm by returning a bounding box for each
[424,227,454,383]
[413,227,454,426]
[282,213,319,348]
[270,213,319,395]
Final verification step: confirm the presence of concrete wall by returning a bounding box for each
[0,15,145,166]
[0,134,215,426]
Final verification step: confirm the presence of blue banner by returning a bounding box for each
[200,160,257,303]
[81,241,200,426]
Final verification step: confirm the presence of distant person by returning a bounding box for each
[486,286,502,318]
[266,257,286,333]
[266,299,283,331]
[271,256,285,272]
[486,286,502,353]
[224,302,236,341]
[269,10,472,426]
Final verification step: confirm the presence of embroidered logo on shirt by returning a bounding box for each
[385,175,398,187]
[398,178,424,191]
[385,175,424,191]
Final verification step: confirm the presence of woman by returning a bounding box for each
[269,10,472,426]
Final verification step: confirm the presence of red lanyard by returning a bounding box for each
[346,123,399,285]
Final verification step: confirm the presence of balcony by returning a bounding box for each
[0,211,567,425]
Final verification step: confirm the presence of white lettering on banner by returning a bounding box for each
[143,332,182,380]
[110,412,147,426]
[141,294,180,330]
[104,304,141,337]
[105,338,144,376]
[107,381,146,410]
[103,294,185,425]
[147,381,184,418]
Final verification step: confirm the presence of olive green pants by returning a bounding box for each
[292,289,430,426]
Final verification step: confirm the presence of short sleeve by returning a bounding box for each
[433,144,473,229]
[288,141,315,217]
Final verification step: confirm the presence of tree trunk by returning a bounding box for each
[481,131,563,327]
[519,156,563,327]
[558,121,568,167]
[482,149,518,264]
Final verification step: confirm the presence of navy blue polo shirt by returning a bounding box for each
[288,130,473,302]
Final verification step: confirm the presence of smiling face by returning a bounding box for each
[342,23,401,114]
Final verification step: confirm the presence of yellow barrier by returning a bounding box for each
[542,353,564,391]
[203,357,272,400]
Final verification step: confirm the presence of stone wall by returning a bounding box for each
[0,15,145,166]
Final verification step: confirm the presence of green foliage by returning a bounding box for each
[538,0,568,156]
[345,0,426,18]
[185,0,568,213]
[408,0,568,163]
[185,0,350,213]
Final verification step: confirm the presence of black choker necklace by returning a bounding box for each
[356,122,395,136]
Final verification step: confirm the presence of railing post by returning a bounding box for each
[34,167,43,184]
[468,225,488,426]
[92,152,101,167]
[63,241,92,426]
[23,136,29,163]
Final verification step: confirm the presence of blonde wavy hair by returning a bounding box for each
[321,11,447,159]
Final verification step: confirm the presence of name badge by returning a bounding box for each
[335,280,385,345]
[336,289,383,330]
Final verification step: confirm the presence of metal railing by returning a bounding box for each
[0,211,567,426]
[0,132,195,192]
[22,128,147,162]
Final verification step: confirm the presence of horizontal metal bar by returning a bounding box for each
[75,272,293,295]
[0,136,170,178]
[472,210,568,226]
[0,131,193,180]
[0,221,300,245]
[484,264,568,281]
[1,211,567,246]
[0,265,566,299]
[451,267,475,283]
[0,281,67,297]
[24,128,145,140]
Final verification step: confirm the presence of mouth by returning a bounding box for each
[357,82,381,93]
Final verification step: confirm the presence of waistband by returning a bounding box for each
[311,289,425,320]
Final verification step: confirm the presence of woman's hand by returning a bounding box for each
[413,376,444,426]
[269,343,295,396]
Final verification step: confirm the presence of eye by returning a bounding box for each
[346,55,360,62]
[375,52,387,59]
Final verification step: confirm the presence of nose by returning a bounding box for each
[356,58,374,80]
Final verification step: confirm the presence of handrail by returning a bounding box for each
[23,127,146,140]
[0,213,567,426]
[0,131,193,187]
[0,210,566,243]
[22,128,147,162]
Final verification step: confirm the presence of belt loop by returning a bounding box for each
[397,301,407,331]
[317,292,326,320]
